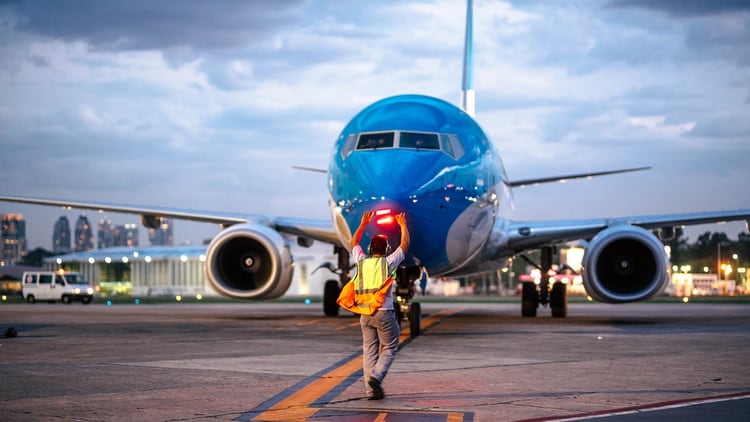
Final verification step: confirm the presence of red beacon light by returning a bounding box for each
[374,208,395,226]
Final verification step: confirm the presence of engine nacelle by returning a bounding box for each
[582,225,669,303]
[205,224,294,300]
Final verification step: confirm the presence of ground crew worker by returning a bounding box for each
[350,210,410,400]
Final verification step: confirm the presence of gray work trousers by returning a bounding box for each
[360,309,400,396]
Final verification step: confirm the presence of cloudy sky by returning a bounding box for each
[1,0,749,250]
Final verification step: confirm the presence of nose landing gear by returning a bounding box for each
[318,246,353,317]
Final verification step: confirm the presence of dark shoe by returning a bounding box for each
[368,377,384,400]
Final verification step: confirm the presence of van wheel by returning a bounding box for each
[61,295,71,304]
[26,295,36,304]
[82,296,92,304]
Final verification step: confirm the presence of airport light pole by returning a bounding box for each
[733,253,740,284]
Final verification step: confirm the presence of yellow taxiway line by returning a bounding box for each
[251,307,466,421]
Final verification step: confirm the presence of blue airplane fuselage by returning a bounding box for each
[328,94,513,276]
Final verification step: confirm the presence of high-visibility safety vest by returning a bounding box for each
[336,257,394,315]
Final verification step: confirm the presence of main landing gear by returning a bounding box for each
[320,246,352,318]
[318,247,423,337]
[519,246,568,318]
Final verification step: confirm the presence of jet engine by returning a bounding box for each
[205,224,294,300]
[582,225,669,303]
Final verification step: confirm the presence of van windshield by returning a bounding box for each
[63,274,88,285]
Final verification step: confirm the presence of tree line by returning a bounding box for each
[666,230,750,281]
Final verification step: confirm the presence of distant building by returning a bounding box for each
[149,218,173,246]
[670,273,736,296]
[98,219,141,249]
[73,214,95,252]
[1,213,27,265]
[43,243,336,298]
[97,218,115,249]
[112,224,138,247]
[52,216,72,254]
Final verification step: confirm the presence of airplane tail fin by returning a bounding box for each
[460,0,475,117]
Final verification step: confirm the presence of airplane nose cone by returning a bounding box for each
[348,150,433,200]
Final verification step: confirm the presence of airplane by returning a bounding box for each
[2,0,750,335]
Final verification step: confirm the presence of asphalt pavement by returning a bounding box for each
[1,299,749,421]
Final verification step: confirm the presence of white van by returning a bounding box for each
[22,271,94,304]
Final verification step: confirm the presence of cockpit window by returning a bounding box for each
[400,132,440,150]
[441,134,465,160]
[356,132,394,149]
[341,134,357,159]
[346,130,465,160]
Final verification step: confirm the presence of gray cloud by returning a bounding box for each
[1,0,305,51]
[1,0,748,249]
[606,0,750,17]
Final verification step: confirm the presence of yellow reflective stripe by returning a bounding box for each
[356,261,364,293]
[357,289,381,294]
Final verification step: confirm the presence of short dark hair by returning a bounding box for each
[369,235,389,255]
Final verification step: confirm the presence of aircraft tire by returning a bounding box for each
[323,279,340,317]
[521,282,538,317]
[550,282,567,318]
[409,302,421,337]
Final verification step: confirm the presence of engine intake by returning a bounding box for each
[582,225,669,303]
[205,224,294,299]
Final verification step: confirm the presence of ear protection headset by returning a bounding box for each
[368,234,392,256]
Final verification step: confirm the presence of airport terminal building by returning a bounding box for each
[42,244,337,298]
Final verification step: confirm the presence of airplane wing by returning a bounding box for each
[506,166,651,188]
[0,194,339,245]
[503,208,750,308]
[506,208,750,252]
[292,165,328,174]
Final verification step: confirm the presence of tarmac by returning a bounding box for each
[1,299,749,421]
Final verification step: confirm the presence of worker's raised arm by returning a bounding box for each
[395,213,410,253]
[350,211,374,250]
